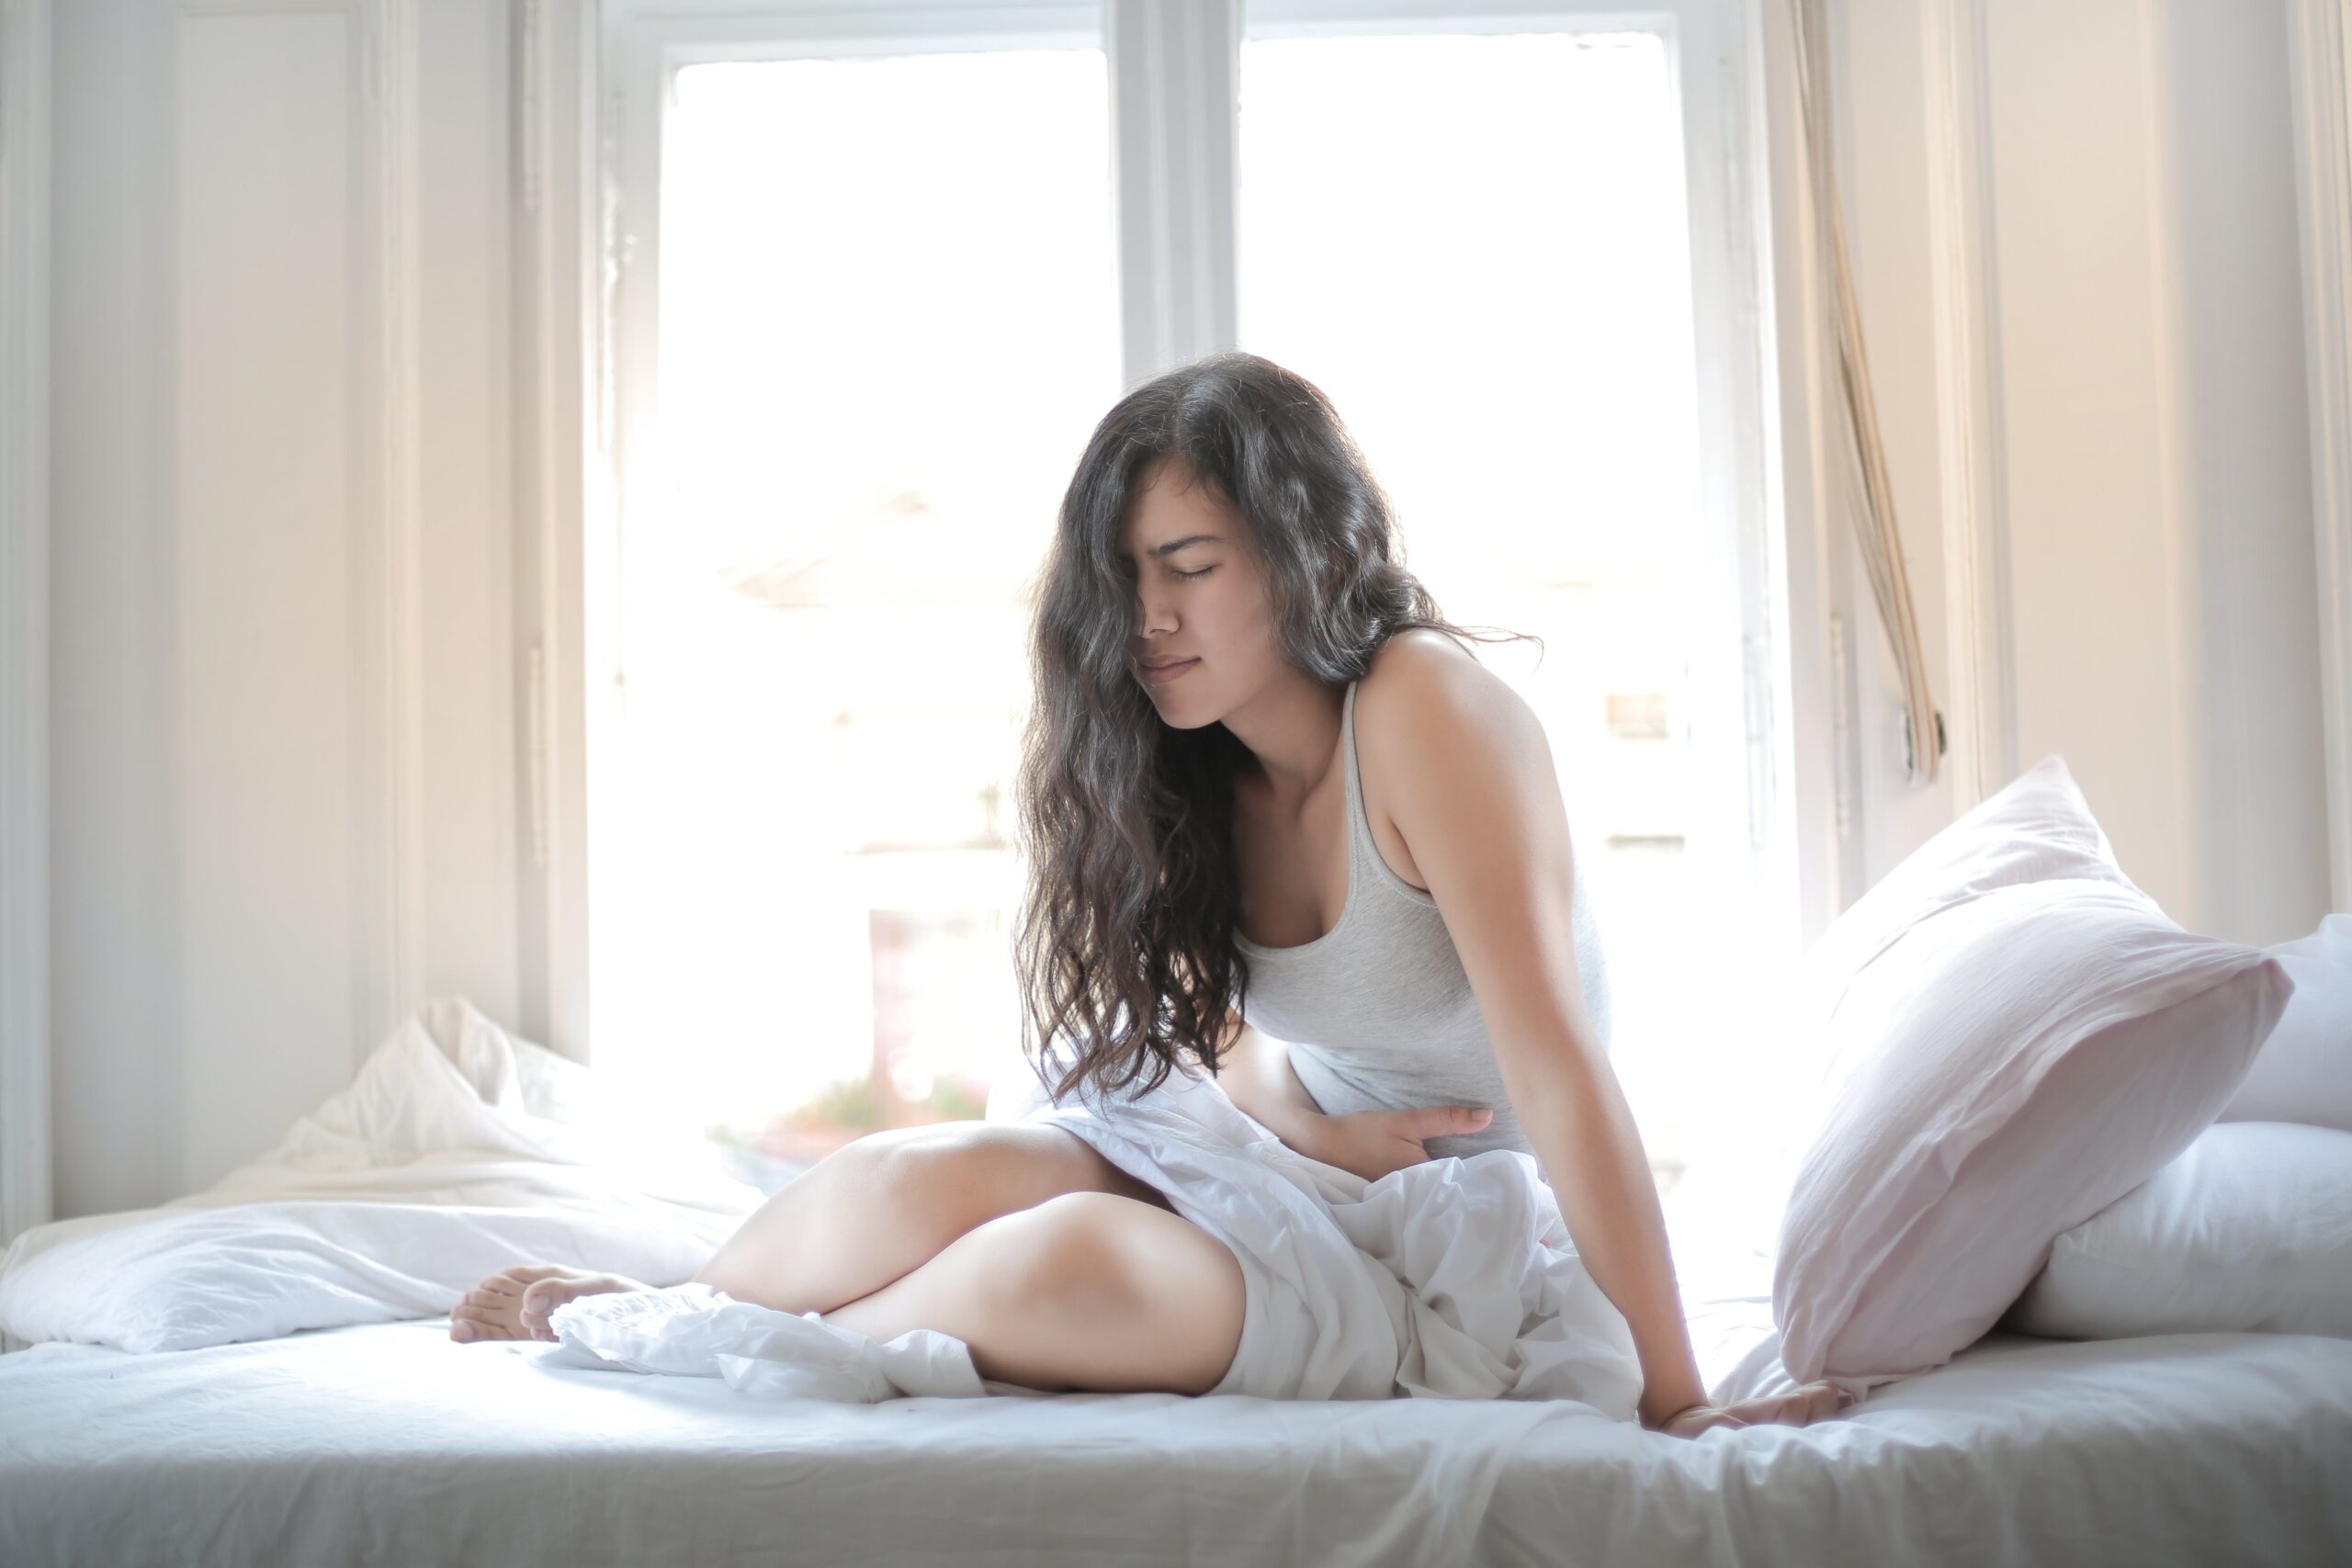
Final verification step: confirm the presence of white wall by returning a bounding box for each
[1826,0,2333,946]
[50,0,524,1221]
[40,0,2339,1223]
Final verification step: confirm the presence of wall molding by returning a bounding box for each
[0,0,53,1252]
[356,0,427,1065]
[1919,0,2013,812]
[514,0,596,1060]
[2287,0,2352,911]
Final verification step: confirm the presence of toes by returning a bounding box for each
[473,1268,546,1298]
[520,1290,564,1334]
[524,1279,578,1310]
[521,1283,574,1341]
[452,1303,525,1338]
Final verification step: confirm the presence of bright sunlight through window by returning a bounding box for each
[591,46,1120,1188]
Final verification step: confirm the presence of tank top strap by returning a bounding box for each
[1340,679,1374,870]
[1339,676,1446,913]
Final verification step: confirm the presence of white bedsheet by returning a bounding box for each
[4,1313,2347,1566]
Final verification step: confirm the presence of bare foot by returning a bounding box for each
[448,1264,651,1343]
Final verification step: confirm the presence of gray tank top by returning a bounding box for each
[1230,678,1611,1185]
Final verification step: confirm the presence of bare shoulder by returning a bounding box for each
[1353,630,1555,842]
[1356,629,1545,761]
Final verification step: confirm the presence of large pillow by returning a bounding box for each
[1789,755,2137,1033]
[1771,760,2292,1393]
[2219,914,2352,1134]
[2007,1120,2352,1340]
[1668,756,2143,1259]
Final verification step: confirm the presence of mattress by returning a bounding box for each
[4,1303,2348,1566]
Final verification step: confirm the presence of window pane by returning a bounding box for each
[1238,24,1717,1195]
[594,46,1120,1185]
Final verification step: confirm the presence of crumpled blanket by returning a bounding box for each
[0,998,764,1355]
[548,1051,1645,1418]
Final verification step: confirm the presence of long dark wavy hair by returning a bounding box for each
[1009,351,1539,1113]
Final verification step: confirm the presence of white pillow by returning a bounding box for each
[1789,755,2136,1037]
[2007,1121,2352,1340]
[0,1199,721,1355]
[1673,756,2143,1258]
[2219,914,2352,1134]
[0,998,760,1352]
[1772,759,2292,1394]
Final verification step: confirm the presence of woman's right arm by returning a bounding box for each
[1214,1009,1496,1180]
[1212,1010,1328,1150]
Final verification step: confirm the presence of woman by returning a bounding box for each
[451,352,1840,1437]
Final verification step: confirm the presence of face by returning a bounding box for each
[1118,460,1284,728]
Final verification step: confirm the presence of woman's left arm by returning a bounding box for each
[1365,656,1709,1428]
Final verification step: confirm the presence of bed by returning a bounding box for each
[4,1291,2348,1565]
[5,999,2349,1566]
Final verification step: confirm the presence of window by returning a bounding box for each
[587,0,1794,1212]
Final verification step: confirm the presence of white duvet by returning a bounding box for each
[1,999,1656,1421]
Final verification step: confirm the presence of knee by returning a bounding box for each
[972,1193,1245,1395]
[978,1192,1187,1320]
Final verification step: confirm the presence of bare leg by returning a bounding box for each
[690,1121,1172,1316]
[822,1190,1246,1395]
[451,1119,1175,1346]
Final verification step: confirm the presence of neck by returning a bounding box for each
[1224,676,1345,815]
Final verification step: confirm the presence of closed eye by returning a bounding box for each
[1174,566,1216,581]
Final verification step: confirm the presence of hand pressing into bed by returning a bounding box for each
[1649,1381,1851,1438]
[1298,1105,1496,1183]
